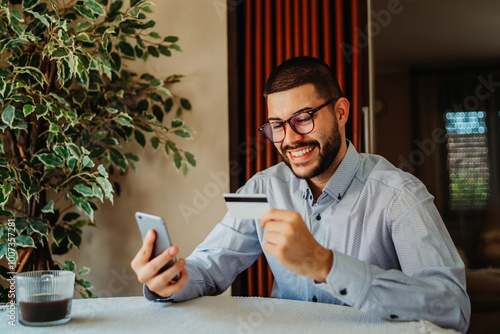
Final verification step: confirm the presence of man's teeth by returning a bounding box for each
[290,147,313,157]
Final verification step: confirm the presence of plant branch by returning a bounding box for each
[16,248,33,273]
[7,129,21,167]
[56,170,103,191]
[45,60,57,95]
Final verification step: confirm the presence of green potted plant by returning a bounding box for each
[0,0,196,301]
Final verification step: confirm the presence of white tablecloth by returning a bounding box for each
[1,295,459,333]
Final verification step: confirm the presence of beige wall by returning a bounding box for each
[62,0,229,297]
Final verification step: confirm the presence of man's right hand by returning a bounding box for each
[131,229,188,298]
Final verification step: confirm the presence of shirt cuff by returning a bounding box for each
[143,285,173,302]
[315,250,371,307]
[143,277,193,303]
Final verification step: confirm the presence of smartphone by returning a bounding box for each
[135,212,180,280]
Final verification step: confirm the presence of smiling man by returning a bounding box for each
[131,57,471,333]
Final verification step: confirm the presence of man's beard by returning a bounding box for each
[279,120,342,180]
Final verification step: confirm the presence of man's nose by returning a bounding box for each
[282,122,304,145]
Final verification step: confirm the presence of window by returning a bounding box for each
[413,67,500,268]
[445,111,490,210]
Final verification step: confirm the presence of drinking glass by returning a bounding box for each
[15,270,75,326]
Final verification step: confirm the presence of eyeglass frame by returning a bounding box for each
[258,97,339,143]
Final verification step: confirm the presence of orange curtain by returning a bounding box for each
[228,0,368,297]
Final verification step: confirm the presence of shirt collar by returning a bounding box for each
[322,141,360,200]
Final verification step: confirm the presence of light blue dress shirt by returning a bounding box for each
[145,142,470,333]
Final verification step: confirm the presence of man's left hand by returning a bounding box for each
[260,209,333,283]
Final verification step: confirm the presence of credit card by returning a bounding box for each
[223,193,270,219]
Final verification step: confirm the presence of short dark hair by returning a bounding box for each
[263,56,344,100]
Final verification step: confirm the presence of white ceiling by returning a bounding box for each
[372,0,500,71]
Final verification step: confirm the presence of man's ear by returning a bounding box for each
[334,97,350,127]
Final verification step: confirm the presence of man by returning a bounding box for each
[131,57,470,333]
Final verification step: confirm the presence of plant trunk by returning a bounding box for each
[15,60,56,273]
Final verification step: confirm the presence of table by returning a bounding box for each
[1,295,459,333]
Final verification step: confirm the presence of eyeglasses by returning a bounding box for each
[258,98,338,143]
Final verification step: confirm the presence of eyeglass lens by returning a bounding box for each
[263,112,314,142]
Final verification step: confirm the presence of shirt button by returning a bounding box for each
[316,214,321,221]
[312,296,318,302]
[340,288,347,295]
